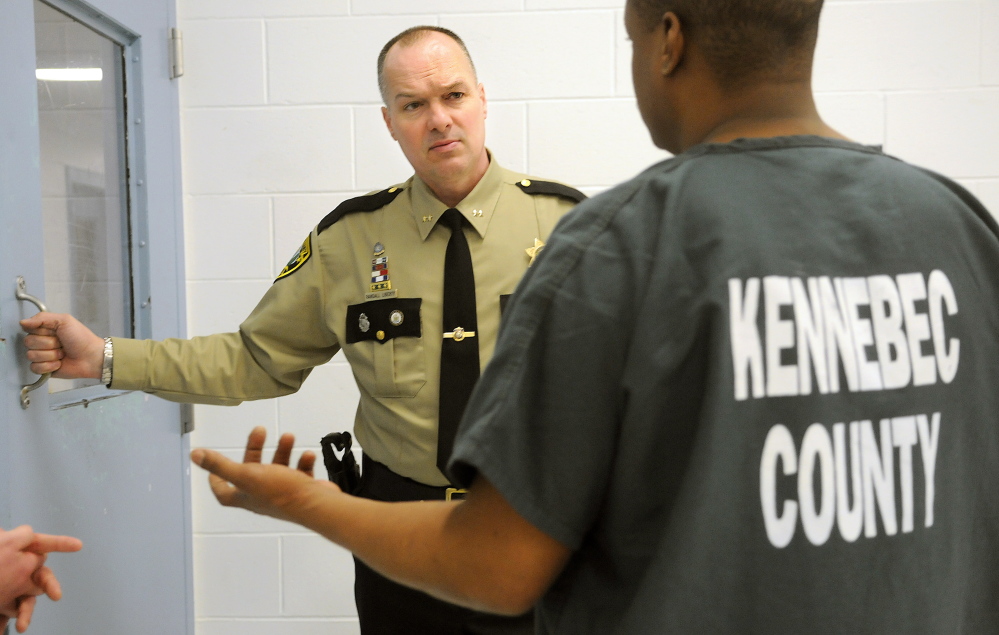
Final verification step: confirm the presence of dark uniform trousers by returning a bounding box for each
[354,455,535,635]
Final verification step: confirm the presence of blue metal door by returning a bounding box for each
[0,0,193,632]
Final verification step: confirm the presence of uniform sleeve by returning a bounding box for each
[110,229,341,405]
[449,198,633,550]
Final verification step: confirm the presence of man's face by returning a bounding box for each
[381,33,488,198]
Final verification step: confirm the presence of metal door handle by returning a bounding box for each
[15,276,50,409]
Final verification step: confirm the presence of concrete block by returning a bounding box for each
[351,0,519,14]
[528,99,669,187]
[267,16,421,104]
[184,195,272,280]
[985,2,999,86]
[190,400,279,450]
[886,88,999,179]
[281,535,358,616]
[276,363,360,450]
[183,107,352,195]
[186,280,272,336]
[179,20,266,107]
[486,101,528,174]
[814,92,885,147]
[194,536,280,616]
[614,8,633,97]
[527,0,620,7]
[196,620,360,635]
[354,105,417,192]
[814,2,980,92]
[442,11,616,99]
[180,0,348,19]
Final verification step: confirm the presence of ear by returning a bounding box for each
[660,11,685,77]
[381,106,397,141]
[478,83,487,119]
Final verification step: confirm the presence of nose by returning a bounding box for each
[426,101,452,132]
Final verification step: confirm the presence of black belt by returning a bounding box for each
[358,455,466,502]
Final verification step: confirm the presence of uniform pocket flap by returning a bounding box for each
[345,298,422,344]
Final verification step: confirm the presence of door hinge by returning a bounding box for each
[180,402,195,434]
[169,28,184,79]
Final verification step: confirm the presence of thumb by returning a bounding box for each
[19,311,60,333]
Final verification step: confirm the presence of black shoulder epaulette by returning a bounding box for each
[317,186,405,234]
[515,178,587,203]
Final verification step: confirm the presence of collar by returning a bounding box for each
[411,153,504,242]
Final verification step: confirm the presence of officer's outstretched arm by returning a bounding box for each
[192,427,571,616]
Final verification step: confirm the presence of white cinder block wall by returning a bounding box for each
[177,1,999,633]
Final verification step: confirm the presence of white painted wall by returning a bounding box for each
[176,1,999,632]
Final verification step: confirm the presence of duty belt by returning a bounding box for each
[358,455,468,503]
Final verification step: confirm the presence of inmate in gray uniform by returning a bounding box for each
[451,136,999,634]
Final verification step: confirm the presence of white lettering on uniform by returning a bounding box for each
[868,275,911,390]
[764,276,797,397]
[843,278,883,392]
[760,424,798,548]
[896,273,936,386]
[792,277,829,395]
[833,422,863,542]
[729,272,959,400]
[821,276,858,394]
[760,413,941,548]
[916,412,940,527]
[799,423,836,545]
[928,271,959,383]
[861,418,896,537]
[730,278,765,401]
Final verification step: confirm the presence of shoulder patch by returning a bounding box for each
[318,186,405,235]
[515,178,587,204]
[275,235,312,282]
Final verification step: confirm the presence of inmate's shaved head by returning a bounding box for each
[629,0,824,88]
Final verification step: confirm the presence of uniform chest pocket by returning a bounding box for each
[345,298,425,398]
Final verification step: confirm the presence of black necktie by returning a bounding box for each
[437,208,480,478]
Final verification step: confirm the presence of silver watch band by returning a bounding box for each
[101,337,114,387]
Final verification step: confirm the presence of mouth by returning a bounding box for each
[429,139,461,153]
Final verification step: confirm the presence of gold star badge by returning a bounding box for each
[525,238,545,265]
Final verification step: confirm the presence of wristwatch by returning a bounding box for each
[101,337,114,387]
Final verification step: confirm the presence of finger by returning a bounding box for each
[192,448,243,484]
[28,533,83,554]
[6,526,36,551]
[297,450,317,478]
[272,433,296,467]
[25,347,65,363]
[33,566,62,601]
[242,426,268,464]
[15,596,35,633]
[23,333,62,351]
[29,359,64,375]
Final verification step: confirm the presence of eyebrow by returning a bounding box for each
[392,81,470,103]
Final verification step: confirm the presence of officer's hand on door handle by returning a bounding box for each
[20,312,104,380]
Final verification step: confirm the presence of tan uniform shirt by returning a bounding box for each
[111,159,581,485]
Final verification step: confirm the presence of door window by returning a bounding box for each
[34,0,133,392]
